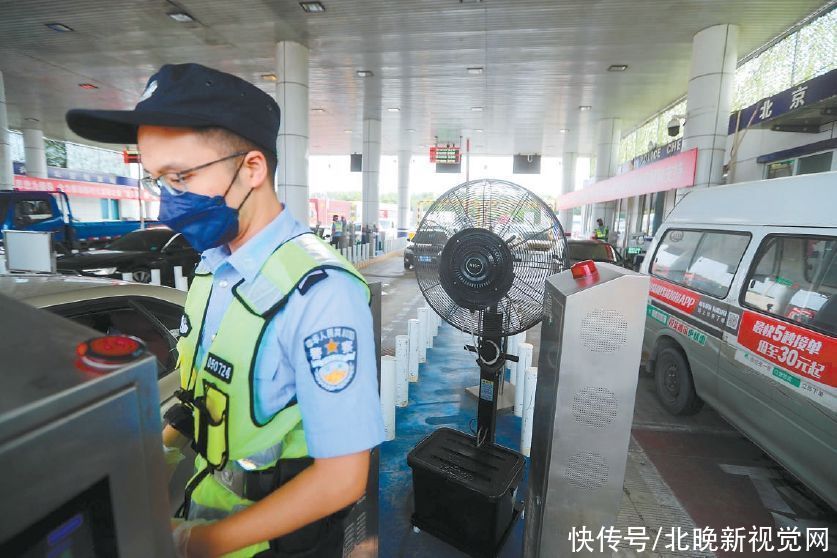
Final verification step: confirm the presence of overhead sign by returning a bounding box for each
[728,68,837,134]
[123,149,140,164]
[13,175,156,201]
[430,146,460,164]
[555,148,697,210]
[618,137,683,174]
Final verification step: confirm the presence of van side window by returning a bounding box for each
[650,229,750,299]
[743,235,837,336]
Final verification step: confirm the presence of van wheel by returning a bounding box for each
[654,346,703,415]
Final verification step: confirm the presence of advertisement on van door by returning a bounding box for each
[736,310,835,411]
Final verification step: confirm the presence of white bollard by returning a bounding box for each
[507,334,520,386]
[380,356,396,441]
[521,366,538,457]
[173,266,188,291]
[121,272,132,282]
[150,269,162,286]
[431,308,440,337]
[515,342,533,417]
[395,335,409,407]
[417,308,431,362]
[419,307,433,350]
[408,319,420,380]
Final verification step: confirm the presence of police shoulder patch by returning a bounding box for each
[304,327,357,392]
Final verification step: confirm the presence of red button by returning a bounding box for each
[76,335,147,374]
[571,259,598,279]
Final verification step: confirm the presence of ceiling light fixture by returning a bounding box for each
[559,128,569,133]
[407,128,416,132]
[344,129,352,133]
[299,1,326,13]
[311,108,326,113]
[167,12,195,23]
[387,107,400,113]
[45,22,74,32]
[578,105,592,111]
[261,73,278,82]
[24,117,40,123]
[79,83,98,90]
[475,129,484,133]
[356,70,374,78]
[467,67,484,75]
[471,106,484,112]
[607,64,629,72]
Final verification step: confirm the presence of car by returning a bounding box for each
[56,227,200,286]
[567,239,623,266]
[404,228,448,270]
[2,273,190,511]
[1,273,186,410]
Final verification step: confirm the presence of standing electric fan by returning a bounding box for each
[407,178,569,557]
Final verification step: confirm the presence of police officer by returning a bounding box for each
[330,214,344,248]
[66,63,385,558]
[593,218,609,240]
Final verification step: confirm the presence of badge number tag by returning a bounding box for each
[205,352,234,383]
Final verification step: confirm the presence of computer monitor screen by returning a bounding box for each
[0,478,118,557]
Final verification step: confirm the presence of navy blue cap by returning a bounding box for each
[66,63,280,155]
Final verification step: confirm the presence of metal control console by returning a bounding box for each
[0,293,174,557]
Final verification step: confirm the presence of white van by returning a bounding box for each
[640,171,836,509]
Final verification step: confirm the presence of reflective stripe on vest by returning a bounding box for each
[176,233,370,529]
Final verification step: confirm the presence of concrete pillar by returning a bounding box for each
[276,41,310,223]
[0,72,13,190]
[362,117,381,227]
[559,152,576,236]
[397,150,410,236]
[23,128,48,179]
[591,118,620,239]
[681,23,738,197]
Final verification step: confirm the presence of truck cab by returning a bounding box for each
[0,192,69,241]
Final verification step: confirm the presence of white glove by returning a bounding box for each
[163,444,186,483]
[171,519,209,558]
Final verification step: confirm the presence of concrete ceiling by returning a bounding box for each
[0,0,828,158]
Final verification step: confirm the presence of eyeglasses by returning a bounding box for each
[140,151,247,196]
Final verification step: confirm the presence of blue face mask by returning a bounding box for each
[158,165,252,253]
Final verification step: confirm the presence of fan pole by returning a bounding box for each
[476,310,504,446]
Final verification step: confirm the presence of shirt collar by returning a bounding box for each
[200,206,307,283]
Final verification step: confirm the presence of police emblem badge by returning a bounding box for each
[304,327,358,392]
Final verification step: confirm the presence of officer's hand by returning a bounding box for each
[163,444,185,484]
[171,519,210,558]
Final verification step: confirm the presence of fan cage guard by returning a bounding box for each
[414,178,569,337]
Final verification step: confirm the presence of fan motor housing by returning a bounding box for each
[439,228,514,311]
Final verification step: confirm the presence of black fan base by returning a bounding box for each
[410,507,522,558]
[408,428,525,558]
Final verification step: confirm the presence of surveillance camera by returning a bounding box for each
[667,116,681,137]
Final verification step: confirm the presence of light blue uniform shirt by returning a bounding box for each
[195,209,385,458]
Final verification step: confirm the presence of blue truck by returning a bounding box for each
[0,191,156,249]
